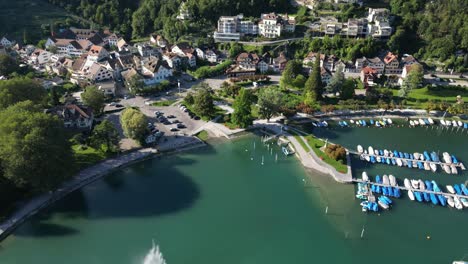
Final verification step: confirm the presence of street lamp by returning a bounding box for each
[178,79,181,94]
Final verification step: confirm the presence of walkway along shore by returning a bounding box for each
[0,138,207,242]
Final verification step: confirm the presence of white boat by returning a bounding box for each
[384,149,389,157]
[446,185,455,194]
[408,190,415,201]
[411,179,420,189]
[428,118,434,125]
[374,149,379,156]
[419,179,425,191]
[404,178,411,189]
[383,175,389,185]
[424,162,430,171]
[452,120,457,127]
[368,146,374,155]
[357,145,364,153]
[378,200,390,210]
[447,196,455,208]
[440,119,446,126]
[414,152,420,160]
[376,156,382,162]
[419,118,425,125]
[362,171,369,182]
[396,158,403,167]
[443,164,451,174]
[364,155,370,162]
[389,175,397,186]
[409,120,415,126]
[457,121,463,127]
[412,161,418,168]
[460,198,468,208]
[414,120,419,126]
[460,163,466,171]
[387,118,393,124]
[454,197,463,210]
[443,152,452,164]
[429,162,437,172]
[350,120,355,124]
[450,164,458,174]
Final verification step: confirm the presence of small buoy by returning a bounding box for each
[426,236,431,240]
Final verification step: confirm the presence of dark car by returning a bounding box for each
[176,123,186,129]
[157,116,166,122]
[172,119,180,124]
[163,120,172,125]
[115,104,124,108]
[154,111,163,116]
[167,115,176,119]
[194,116,201,120]
[170,128,179,132]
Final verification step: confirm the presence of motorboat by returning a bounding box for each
[454,184,462,195]
[451,155,458,164]
[454,197,463,210]
[423,151,431,161]
[428,118,434,125]
[386,158,391,165]
[452,120,457,127]
[404,178,411,189]
[430,193,439,205]
[418,179,426,191]
[432,181,441,192]
[396,158,403,167]
[387,187,394,197]
[446,185,455,194]
[440,119,446,126]
[461,184,468,196]
[447,196,455,208]
[425,180,433,191]
[374,149,379,156]
[362,171,369,182]
[443,164,451,174]
[379,149,384,156]
[460,163,466,170]
[460,198,468,208]
[364,155,371,162]
[370,156,376,163]
[391,158,397,165]
[450,164,458,174]
[343,121,348,127]
[443,152,452,164]
[383,175,389,185]
[411,179,420,189]
[409,120,415,126]
[424,119,430,125]
[368,146,374,155]
[458,121,463,127]
[429,163,437,172]
[389,175,396,186]
[384,149,389,157]
[378,200,389,210]
[393,188,401,198]
[414,120,420,126]
[414,153,420,160]
[357,145,364,153]
[424,162,430,171]
[387,118,393,124]
[419,118,425,125]
[376,156,382,163]
[437,194,446,206]
[408,190,415,201]
[430,151,439,162]
[393,150,399,158]
[381,196,392,204]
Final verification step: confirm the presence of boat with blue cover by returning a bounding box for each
[417,162,424,169]
[381,196,392,204]
[393,188,400,198]
[437,195,447,206]
[391,158,396,165]
[386,158,391,164]
[464,123,468,129]
[424,151,431,161]
[461,184,468,196]
[430,151,439,162]
[452,155,458,164]
[430,193,439,205]
[454,184,462,195]
[409,154,414,160]
[370,156,376,163]
[379,149,384,156]
[387,187,393,197]
[382,187,388,195]
[425,180,432,190]
[414,191,423,202]
[370,120,374,125]
[362,120,367,126]
[406,160,412,168]
[424,119,430,125]
[432,181,441,192]
[404,153,409,159]
[394,150,399,157]
[376,175,381,183]
[423,192,430,202]
[343,121,348,126]
[376,185,381,193]
[371,185,376,192]
[399,152,404,158]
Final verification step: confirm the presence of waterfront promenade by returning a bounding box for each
[0,148,157,241]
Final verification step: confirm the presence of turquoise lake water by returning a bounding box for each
[0,124,467,264]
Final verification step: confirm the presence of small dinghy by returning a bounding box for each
[357,145,364,153]
[411,179,420,189]
[404,178,411,189]
[450,164,458,174]
[418,179,425,191]
[454,196,463,210]
[428,118,434,125]
[429,163,437,172]
[383,175,390,185]
[408,190,415,201]
[362,171,369,182]
[443,164,451,174]
[430,193,439,205]
[389,175,396,186]
[446,185,455,194]
[447,196,455,208]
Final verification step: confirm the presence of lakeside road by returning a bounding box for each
[0,148,157,242]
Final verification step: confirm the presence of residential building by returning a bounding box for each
[355,56,384,73]
[258,13,295,38]
[367,8,390,23]
[97,81,116,96]
[383,52,401,74]
[0,45,6,55]
[214,16,242,42]
[141,57,173,85]
[236,52,260,70]
[87,45,109,62]
[150,35,168,48]
[205,49,219,63]
[226,65,256,78]
[303,52,340,73]
[368,20,392,39]
[171,43,197,68]
[240,20,259,35]
[360,67,378,87]
[0,36,14,47]
[401,54,418,66]
[29,49,53,65]
[81,62,113,83]
[47,104,94,130]
[41,77,64,89]
[272,53,288,72]
[162,53,182,70]
[117,38,129,51]
[321,67,332,85]
[345,18,367,37]
[49,39,90,57]
[137,44,160,58]
[398,63,421,86]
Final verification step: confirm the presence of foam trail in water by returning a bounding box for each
[143,240,167,264]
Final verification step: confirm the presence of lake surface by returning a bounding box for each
[0,125,467,264]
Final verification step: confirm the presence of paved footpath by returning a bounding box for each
[0,148,156,241]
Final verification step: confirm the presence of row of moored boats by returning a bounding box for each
[357,145,465,174]
[409,118,468,128]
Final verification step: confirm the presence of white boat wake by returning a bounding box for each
[143,240,167,264]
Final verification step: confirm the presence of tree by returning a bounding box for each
[340,79,355,99]
[0,77,46,109]
[304,58,323,105]
[280,60,302,89]
[128,74,144,93]
[0,101,73,192]
[81,86,105,115]
[193,85,215,118]
[229,42,243,58]
[406,64,424,90]
[0,55,18,76]
[257,86,283,121]
[120,108,148,143]
[232,88,253,128]
[326,66,345,93]
[90,120,120,153]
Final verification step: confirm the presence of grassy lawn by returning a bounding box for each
[305,136,348,174]
[152,99,177,107]
[0,0,82,43]
[195,130,209,141]
[391,86,468,108]
[72,144,109,171]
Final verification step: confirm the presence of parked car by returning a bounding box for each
[147,123,155,129]
[167,115,176,119]
[163,120,172,125]
[115,104,124,108]
[108,102,117,106]
[157,116,166,122]
[194,116,201,120]
[170,128,179,132]
[177,123,186,129]
[154,111,163,116]
[172,119,180,124]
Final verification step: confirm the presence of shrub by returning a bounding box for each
[324,144,347,164]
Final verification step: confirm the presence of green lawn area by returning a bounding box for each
[392,86,468,108]
[72,144,109,171]
[195,130,209,141]
[0,0,82,43]
[305,136,348,174]
[152,99,177,107]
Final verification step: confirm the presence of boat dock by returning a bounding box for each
[353,179,468,200]
[359,153,465,170]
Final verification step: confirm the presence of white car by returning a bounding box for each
[144,100,152,106]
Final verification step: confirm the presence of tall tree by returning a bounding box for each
[0,77,46,109]
[90,120,120,153]
[304,58,323,105]
[0,55,18,76]
[280,60,302,89]
[0,101,73,192]
[257,86,283,122]
[340,79,356,100]
[326,65,345,93]
[232,88,253,128]
[193,85,215,118]
[406,64,424,90]
[81,86,105,115]
[120,108,148,143]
